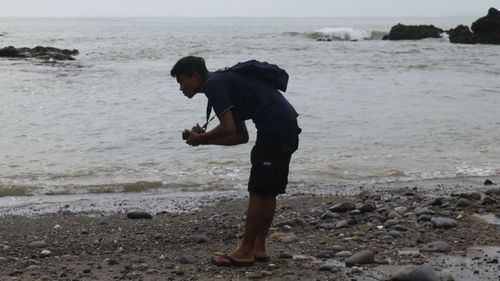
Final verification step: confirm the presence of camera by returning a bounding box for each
[182,127,205,140]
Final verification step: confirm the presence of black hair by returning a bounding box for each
[170,56,209,80]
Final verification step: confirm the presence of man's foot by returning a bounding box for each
[210,254,254,267]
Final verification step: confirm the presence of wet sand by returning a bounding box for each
[0,177,499,281]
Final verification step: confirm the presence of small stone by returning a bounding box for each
[193,234,209,244]
[335,251,352,257]
[394,207,408,214]
[419,241,451,253]
[330,245,343,252]
[388,230,403,238]
[388,211,401,219]
[245,272,262,279]
[418,215,431,221]
[104,258,119,265]
[485,188,500,195]
[279,234,298,243]
[83,268,91,274]
[385,219,400,227]
[278,252,293,259]
[319,223,336,229]
[484,179,494,185]
[136,263,149,271]
[430,198,443,206]
[22,259,40,267]
[360,204,376,213]
[40,250,51,257]
[126,210,152,219]
[292,254,310,260]
[270,232,286,240]
[319,264,339,272]
[28,241,47,248]
[460,192,481,201]
[335,220,348,229]
[431,217,457,228]
[345,250,375,266]
[329,202,356,212]
[482,197,496,205]
[391,263,440,281]
[53,224,62,229]
[456,198,473,207]
[414,207,433,216]
[180,255,198,264]
[320,210,340,219]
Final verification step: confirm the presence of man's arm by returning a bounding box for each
[185,110,248,146]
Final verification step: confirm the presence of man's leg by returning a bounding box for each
[212,192,276,263]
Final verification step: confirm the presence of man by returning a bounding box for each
[170,56,300,266]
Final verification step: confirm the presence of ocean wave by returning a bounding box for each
[301,27,387,41]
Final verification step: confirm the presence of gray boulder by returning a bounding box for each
[447,25,475,44]
[419,241,452,253]
[345,250,375,266]
[471,7,500,44]
[383,24,444,40]
[431,217,457,228]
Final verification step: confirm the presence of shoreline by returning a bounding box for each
[1,175,498,217]
[0,176,499,280]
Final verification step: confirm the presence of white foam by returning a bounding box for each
[316,27,373,41]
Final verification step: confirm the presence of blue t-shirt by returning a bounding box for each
[202,71,298,136]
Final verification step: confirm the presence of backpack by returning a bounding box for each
[222,60,289,92]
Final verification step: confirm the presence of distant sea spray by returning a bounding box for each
[285,27,388,41]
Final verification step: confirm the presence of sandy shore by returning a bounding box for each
[0,177,499,281]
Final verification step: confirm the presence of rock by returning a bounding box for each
[391,264,440,281]
[447,25,475,44]
[419,241,452,253]
[459,192,481,201]
[319,223,336,229]
[0,257,8,264]
[22,259,41,267]
[394,207,408,214]
[345,250,375,266]
[335,220,348,229]
[471,8,500,44]
[388,230,403,238]
[245,271,263,279]
[180,255,198,264]
[126,210,152,219]
[418,215,431,222]
[430,198,443,206]
[40,250,51,257]
[388,211,401,219]
[484,179,494,185]
[61,255,76,261]
[456,198,473,207]
[431,217,457,228]
[104,258,119,265]
[28,241,47,248]
[278,252,293,259]
[320,210,340,219]
[329,202,356,212]
[414,207,433,216]
[319,264,339,272]
[316,251,335,259]
[193,234,209,244]
[383,24,444,40]
[335,251,353,257]
[360,204,376,213]
[270,232,286,240]
[385,219,400,227]
[136,263,149,271]
[0,46,79,60]
[317,36,332,42]
[279,234,298,243]
[482,196,496,205]
[485,188,500,195]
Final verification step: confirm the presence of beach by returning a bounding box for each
[1,176,499,281]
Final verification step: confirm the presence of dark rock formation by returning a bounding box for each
[471,7,500,44]
[382,24,444,40]
[0,46,78,60]
[447,25,475,44]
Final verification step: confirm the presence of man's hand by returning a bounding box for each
[184,129,201,146]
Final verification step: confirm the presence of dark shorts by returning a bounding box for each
[248,124,300,197]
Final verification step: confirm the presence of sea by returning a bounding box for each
[1,17,499,208]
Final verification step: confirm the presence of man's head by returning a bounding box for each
[171,56,209,98]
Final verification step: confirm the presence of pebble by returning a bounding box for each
[460,192,481,201]
[388,230,403,238]
[482,197,496,205]
[430,217,458,228]
[414,207,433,216]
[126,210,152,219]
[345,250,375,266]
[104,258,119,265]
[335,220,348,229]
[22,259,41,267]
[278,252,293,259]
[391,264,440,281]
[429,198,443,206]
[335,251,352,257]
[180,255,198,264]
[319,223,336,229]
[385,219,400,226]
[456,198,473,207]
[320,210,340,219]
[418,215,431,221]
[329,201,356,212]
[28,241,47,248]
[245,271,263,279]
[394,207,408,214]
[388,211,401,219]
[270,232,286,240]
[484,179,494,185]
[319,264,339,272]
[419,241,451,253]
[360,204,376,213]
[40,250,51,257]
[193,234,209,244]
[136,263,149,271]
[279,234,298,243]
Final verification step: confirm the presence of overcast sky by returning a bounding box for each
[1,0,498,17]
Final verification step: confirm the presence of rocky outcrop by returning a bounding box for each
[0,46,78,60]
[382,24,444,40]
[471,7,500,44]
[447,25,475,44]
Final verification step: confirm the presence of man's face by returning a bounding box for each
[176,73,202,99]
